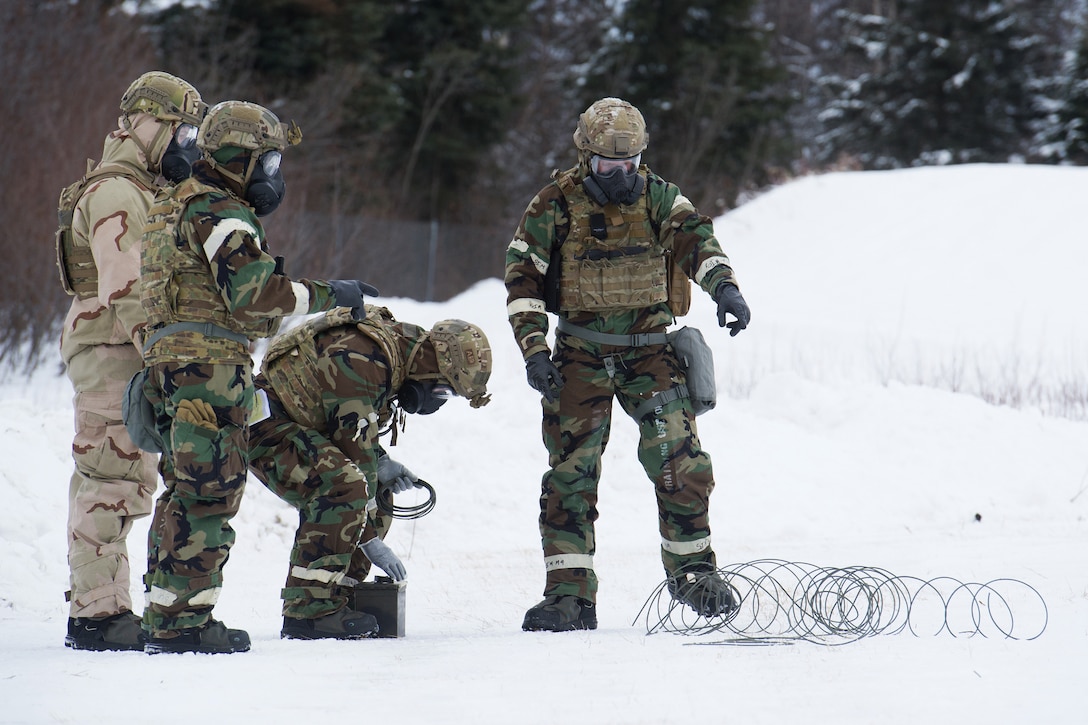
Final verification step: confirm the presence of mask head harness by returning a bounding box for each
[573,97,649,207]
[118,71,207,183]
[198,100,302,216]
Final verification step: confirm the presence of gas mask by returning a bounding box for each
[586,153,645,206]
[397,381,454,415]
[245,150,286,217]
[160,123,200,183]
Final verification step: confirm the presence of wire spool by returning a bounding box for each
[635,558,1048,645]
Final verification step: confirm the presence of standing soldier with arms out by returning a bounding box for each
[60,72,206,652]
[504,97,751,632]
[248,305,492,640]
[139,100,377,654]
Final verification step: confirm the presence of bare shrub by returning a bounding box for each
[0,3,154,370]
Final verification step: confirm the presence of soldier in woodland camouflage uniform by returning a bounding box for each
[505,97,751,632]
[139,100,378,654]
[60,72,206,652]
[247,305,491,639]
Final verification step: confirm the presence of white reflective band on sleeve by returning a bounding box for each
[544,553,595,572]
[189,587,221,607]
[290,281,311,315]
[508,237,529,253]
[531,253,549,275]
[671,194,696,214]
[149,586,177,606]
[290,565,348,585]
[660,536,711,556]
[203,217,258,262]
[508,297,546,316]
[694,257,730,285]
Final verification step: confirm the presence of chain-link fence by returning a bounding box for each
[272,210,510,302]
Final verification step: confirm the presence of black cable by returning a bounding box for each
[376,479,436,520]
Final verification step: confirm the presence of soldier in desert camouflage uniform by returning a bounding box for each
[247,305,491,639]
[139,100,377,654]
[505,97,752,632]
[60,72,206,652]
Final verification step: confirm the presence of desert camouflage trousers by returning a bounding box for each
[142,361,251,637]
[538,334,718,603]
[65,343,158,618]
[249,417,390,619]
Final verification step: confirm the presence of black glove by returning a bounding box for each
[327,279,380,320]
[715,283,750,337]
[525,350,564,403]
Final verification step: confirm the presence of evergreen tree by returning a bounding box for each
[1048,27,1088,163]
[356,0,529,218]
[583,0,792,212]
[818,0,1045,168]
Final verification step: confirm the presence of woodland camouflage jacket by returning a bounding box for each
[504,167,739,361]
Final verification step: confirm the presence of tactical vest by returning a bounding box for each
[56,163,151,299]
[141,176,277,359]
[553,168,690,316]
[261,305,405,432]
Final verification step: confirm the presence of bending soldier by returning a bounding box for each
[248,305,492,640]
[139,100,377,654]
[60,72,206,652]
[504,97,752,632]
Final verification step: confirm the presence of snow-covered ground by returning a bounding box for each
[1,164,1085,724]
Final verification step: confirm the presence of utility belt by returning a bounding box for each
[557,318,716,420]
[142,321,249,354]
[556,317,668,347]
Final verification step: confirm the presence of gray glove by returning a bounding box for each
[359,537,406,581]
[376,455,418,495]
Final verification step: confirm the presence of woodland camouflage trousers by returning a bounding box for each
[538,333,718,603]
[65,343,158,618]
[249,417,391,619]
[142,361,251,638]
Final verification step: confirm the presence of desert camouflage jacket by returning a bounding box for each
[60,131,158,365]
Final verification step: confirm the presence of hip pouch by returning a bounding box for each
[122,368,164,453]
[668,326,716,415]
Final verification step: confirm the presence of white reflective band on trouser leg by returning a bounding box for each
[148,585,222,607]
[291,565,349,585]
[544,553,595,572]
[190,587,221,607]
[660,536,711,556]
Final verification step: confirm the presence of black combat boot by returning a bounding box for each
[65,611,146,652]
[667,566,740,617]
[522,595,597,632]
[144,619,251,654]
[280,608,379,640]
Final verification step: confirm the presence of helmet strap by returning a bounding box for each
[122,114,173,176]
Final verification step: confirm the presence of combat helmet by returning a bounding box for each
[573,97,648,159]
[120,71,206,127]
[429,320,492,408]
[198,100,293,155]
